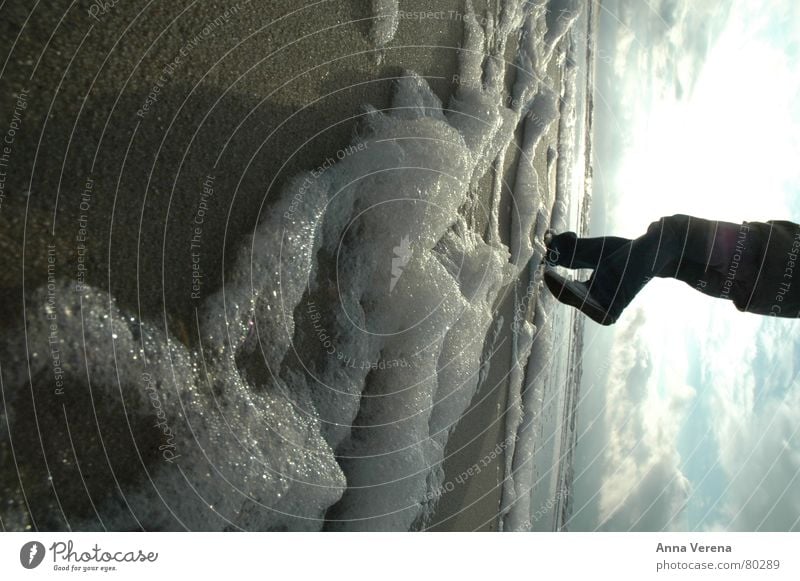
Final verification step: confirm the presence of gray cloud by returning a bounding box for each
[703,327,800,531]
[576,309,695,530]
[601,0,732,100]
[599,456,691,531]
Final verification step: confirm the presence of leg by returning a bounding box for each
[546,215,740,323]
[589,214,733,318]
[546,231,631,269]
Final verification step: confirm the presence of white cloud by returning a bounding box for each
[701,319,800,531]
[603,0,732,100]
[699,316,759,469]
[593,309,695,531]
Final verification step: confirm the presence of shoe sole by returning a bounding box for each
[543,270,616,326]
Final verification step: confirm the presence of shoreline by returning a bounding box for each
[428,29,573,532]
[0,0,588,532]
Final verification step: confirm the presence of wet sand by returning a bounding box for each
[0,0,562,531]
[0,0,468,326]
[428,50,565,532]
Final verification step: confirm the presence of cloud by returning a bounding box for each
[701,320,800,530]
[718,396,800,531]
[582,0,800,532]
[601,0,732,100]
[591,0,732,233]
[593,309,695,531]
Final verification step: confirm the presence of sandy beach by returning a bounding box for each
[0,0,468,326]
[0,0,583,531]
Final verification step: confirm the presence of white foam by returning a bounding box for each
[319,73,513,529]
[2,280,344,531]
[370,0,400,63]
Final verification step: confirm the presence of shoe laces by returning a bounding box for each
[543,246,560,267]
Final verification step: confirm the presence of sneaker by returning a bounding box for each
[543,269,616,325]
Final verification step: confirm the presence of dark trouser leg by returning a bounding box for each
[587,214,732,318]
[548,232,631,269]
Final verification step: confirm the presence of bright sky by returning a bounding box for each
[571,0,800,531]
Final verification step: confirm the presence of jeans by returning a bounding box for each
[548,214,746,318]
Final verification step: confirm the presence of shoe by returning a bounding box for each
[543,269,616,325]
[541,229,560,267]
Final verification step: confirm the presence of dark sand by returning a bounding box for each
[0,0,466,325]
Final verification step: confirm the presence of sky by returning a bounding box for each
[570,0,800,531]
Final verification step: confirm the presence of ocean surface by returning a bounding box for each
[0,0,594,531]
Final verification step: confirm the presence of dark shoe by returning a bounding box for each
[543,269,616,325]
[541,229,560,267]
